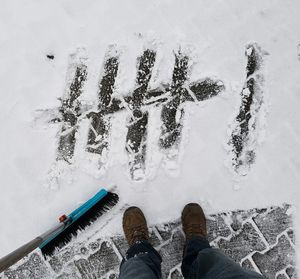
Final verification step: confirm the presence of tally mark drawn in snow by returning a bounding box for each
[56,54,87,162]
[40,43,266,181]
[228,43,267,176]
[49,47,224,181]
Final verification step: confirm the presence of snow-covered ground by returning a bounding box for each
[0,0,299,273]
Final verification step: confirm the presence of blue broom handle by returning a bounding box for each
[68,189,108,221]
[39,189,108,249]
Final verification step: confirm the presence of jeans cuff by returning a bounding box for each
[187,235,210,246]
[184,236,211,256]
[126,240,161,261]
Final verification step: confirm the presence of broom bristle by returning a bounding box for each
[40,192,119,257]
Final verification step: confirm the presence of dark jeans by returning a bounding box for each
[119,237,264,279]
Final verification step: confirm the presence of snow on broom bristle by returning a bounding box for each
[40,192,119,257]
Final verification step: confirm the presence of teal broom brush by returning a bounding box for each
[0,188,119,273]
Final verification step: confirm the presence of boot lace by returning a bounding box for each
[185,223,206,237]
[130,225,148,243]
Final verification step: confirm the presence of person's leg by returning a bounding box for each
[181,203,210,278]
[180,203,264,279]
[181,236,211,278]
[188,248,264,279]
[120,239,161,279]
[119,207,162,279]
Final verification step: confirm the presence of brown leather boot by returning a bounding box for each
[123,206,149,246]
[181,203,207,240]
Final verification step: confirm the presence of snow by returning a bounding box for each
[0,0,299,272]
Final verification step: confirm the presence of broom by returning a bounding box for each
[0,188,119,273]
